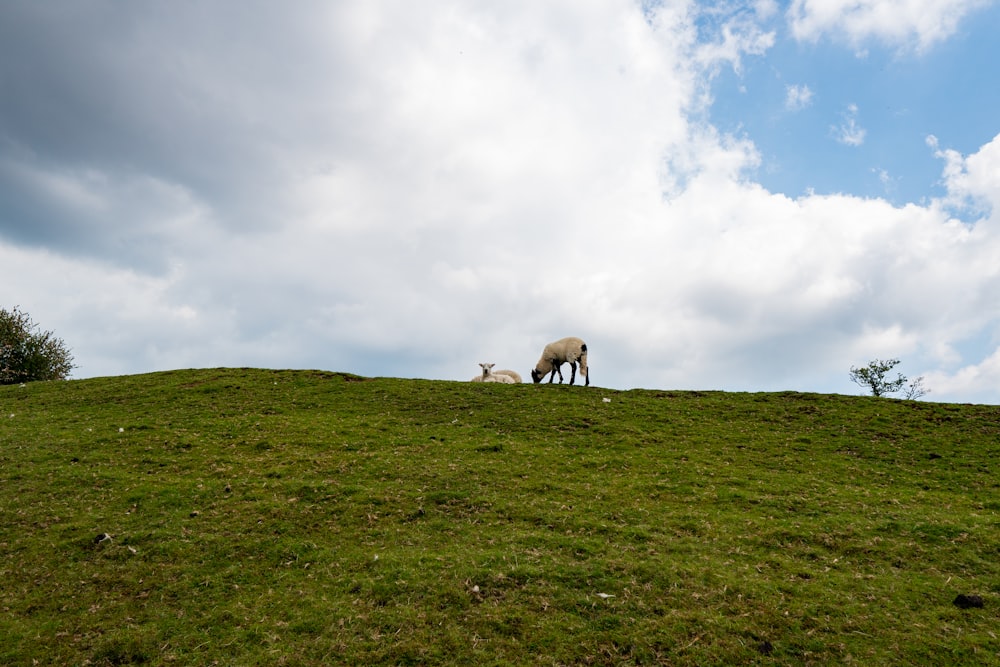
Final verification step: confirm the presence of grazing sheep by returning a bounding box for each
[531,337,589,386]
[476,362,518,384]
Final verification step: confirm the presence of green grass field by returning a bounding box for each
[2,368,998,665]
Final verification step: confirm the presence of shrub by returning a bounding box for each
[0,306,75,384]
[849,358,928,399]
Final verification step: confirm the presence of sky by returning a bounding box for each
[3,0,1000,403]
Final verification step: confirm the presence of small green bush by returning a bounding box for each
[0,305,75,384]
[849,358,928,399]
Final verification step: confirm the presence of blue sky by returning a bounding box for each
[707,1,1000,208]
[2,0,1000,403]
[705,0,1000,402]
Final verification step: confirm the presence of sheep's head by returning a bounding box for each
[530,368,544,383]
[479,362,495,378]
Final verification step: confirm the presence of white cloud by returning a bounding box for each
[873,167,890,187]
[785,83,814,111]
[925,344,1000,399]
[929,132,1000,215]
[2,1,1000,403]
[693,17,776,77]
[787,0,994,52]
[754,0,782,20]
[833,103,866,146]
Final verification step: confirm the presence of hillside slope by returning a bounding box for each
[2,369,998,665]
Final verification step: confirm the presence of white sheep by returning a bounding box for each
[530,337,589,386]
[473,362,518,384]
[487,365,522,383]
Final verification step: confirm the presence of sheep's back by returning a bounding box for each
[544,336,586,362]
[495,370,522,383]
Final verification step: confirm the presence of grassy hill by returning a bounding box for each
[1,368,998,665]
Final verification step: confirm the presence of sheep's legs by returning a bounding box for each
[547,361,587,386]
[548,362,565,383]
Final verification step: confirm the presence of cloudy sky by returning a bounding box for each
[3,1,1000,403]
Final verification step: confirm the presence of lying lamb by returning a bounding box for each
[471,362,520,384]
[531,337,589,386]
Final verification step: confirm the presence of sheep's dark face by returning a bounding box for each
[530,368,543,384]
